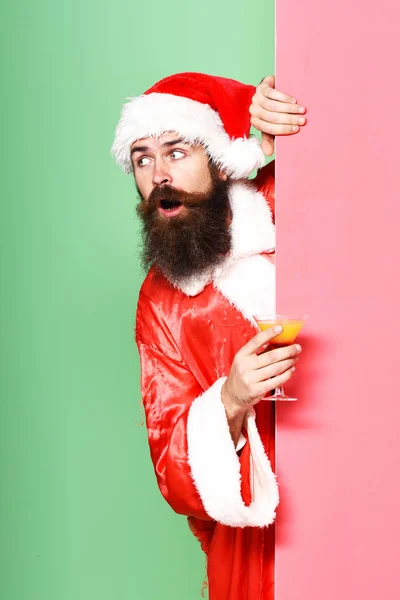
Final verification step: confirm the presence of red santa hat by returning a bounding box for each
[111,72,265,179]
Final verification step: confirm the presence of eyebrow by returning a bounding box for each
[130,137,186,156]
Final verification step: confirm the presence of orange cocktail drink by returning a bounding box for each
[253,314,307,401]
[256,317,305,347]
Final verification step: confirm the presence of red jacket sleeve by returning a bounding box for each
[136,291,212,520]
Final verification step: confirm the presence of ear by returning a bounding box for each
[217,169,228,181]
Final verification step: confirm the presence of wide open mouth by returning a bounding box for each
[159,199,182,211]
[158,198,184,218]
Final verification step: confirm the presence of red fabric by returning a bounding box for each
[144,72,256,141]
[135,164,276,599]
[254,160,275,223]
[239,429,252,507]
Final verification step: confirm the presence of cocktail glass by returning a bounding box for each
[253,314,308,401]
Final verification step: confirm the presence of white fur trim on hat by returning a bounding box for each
[111,93,265,179]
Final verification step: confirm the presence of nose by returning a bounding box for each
[152,159,172,187]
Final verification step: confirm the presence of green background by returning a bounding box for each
[0,1,274,598]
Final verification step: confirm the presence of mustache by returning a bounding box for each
[147,184,212,208]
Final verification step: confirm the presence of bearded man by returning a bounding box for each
[112,72,307,600]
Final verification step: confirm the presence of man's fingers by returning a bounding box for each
[251,94,306,115]
[250,105,307,127]
[255,343,301,369]
[259,81,296,104]
[260,366,296,394]
[255,357,299,383]
[240,327,284,357]
[251,116,301,136]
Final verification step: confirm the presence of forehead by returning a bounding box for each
[130,131,198,152]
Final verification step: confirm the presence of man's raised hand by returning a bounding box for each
[249,75,307,156]
[221,325,302,414]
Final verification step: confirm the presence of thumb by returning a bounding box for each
[262,132,275,156]
[262,75,275,89]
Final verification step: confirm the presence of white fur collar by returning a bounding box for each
[173,181,275,297]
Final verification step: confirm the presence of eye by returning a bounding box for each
[170,150,185,160]
[137,156,151,167]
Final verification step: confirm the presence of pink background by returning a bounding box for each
[275,2,400,598]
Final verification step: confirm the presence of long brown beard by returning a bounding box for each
[136,169,232,282]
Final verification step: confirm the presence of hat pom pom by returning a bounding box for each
[217,137,265,179]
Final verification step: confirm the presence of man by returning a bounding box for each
[112,72,306,599]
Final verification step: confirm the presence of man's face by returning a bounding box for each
[131,132,219,207]
[130,132,232,282]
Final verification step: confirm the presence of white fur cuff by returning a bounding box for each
[187,377,279,527]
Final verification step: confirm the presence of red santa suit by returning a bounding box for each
[135,167,278,600]
[112,71,280,600]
